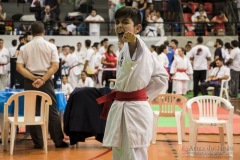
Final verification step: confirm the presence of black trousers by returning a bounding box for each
[193,70,207,97]
[102,70,116,88]
[199,81,221,96]
[24,78,64,146]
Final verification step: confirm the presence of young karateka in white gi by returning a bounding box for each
[98,7,169,160]
[157,44,169,93]
[170,47,193,95]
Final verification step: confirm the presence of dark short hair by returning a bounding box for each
[115,6,142,26]
[158,44,167,55]
[85,39,91,47]
[12,39,17,46]
[216,39,223,46]
[224,42,231,49]
[216,57,224,62]
[164,40,169,46]
[31,21,44,35]
[150,45,156,51]
[171,39,178,45]
[197,36,203,43]
[92,42,99,48]
[231,40,239,48]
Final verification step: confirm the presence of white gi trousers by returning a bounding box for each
[174,80,188,95]
[112,113,148,160]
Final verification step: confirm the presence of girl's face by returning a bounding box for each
[110,45,114,52]
[81,72,87,80]
[62,76,68,84]
[0,5,2,11]
[164,48,168,54]
[115,17,142,43]
[178,48,184,57]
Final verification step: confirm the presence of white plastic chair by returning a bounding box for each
[2,90,52,155]
[187,96,234,157]
[151,94,187,144]
[207,77,230,100]
[219,77,230,101]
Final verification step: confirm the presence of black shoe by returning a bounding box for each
[55,141,69,148]
[34,144,43,149]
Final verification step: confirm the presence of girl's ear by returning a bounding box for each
[134,24,142,34]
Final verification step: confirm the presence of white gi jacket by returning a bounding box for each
[103,35,169,148]
[170,56,193,80]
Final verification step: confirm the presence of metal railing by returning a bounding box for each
[0,20,240,37]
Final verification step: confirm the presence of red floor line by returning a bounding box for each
[88,149,112,160]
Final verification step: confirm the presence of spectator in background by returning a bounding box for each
[224,42,232,56]
[144,10,158,37]
[125,0,133,6]
[49,38,55,44]
[191,3,207,22]
[101,44,117,88]
[77,70,94,87]
[237,0,240,22]
[145,3,156,19]
[84,9,105,36]
[164,40,174,93]
[137,0,147,22]
[225,40,240,99]
[188,36,212,97]
[45,0,60,21]
[115,41,123,58]
[200,58,230,96]
[14,33,32,57]
[8,39,18,58]
[193,9,210,36]
[170,47,193,95]
[41,5,55,35]
[108,0,116,34]
[149,45,158,58]
[115,0,125,11]
[167,0,180,22]
[0,39,10,90]
[155,11,164,36]
[211,10,228,36]
[61,75,73,100]
[0,3,6,35]
[210,39,229,68]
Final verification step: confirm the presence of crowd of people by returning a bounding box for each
[0,5,240,159]
[1,32,240,100]
[0,0,235,37]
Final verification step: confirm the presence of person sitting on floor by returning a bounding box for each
[77,70,94,87]
[199,58,230,96]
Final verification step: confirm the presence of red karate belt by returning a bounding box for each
[164,67,172,82]
[96,88,147,120]
[176,69,186,72]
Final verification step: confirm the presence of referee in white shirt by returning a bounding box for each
[16,21,68,149]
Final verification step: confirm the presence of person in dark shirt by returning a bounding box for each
[14,33,31,57]
[210,39,225,68]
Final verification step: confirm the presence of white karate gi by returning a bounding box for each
[157,53,169,93]
[170,56,193,95]
[103,36,169,160]
[157,53,169,68]
[66,53,81,88]
[0,47,10,90]
[62,82,73,99]
[77,77,94,87]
